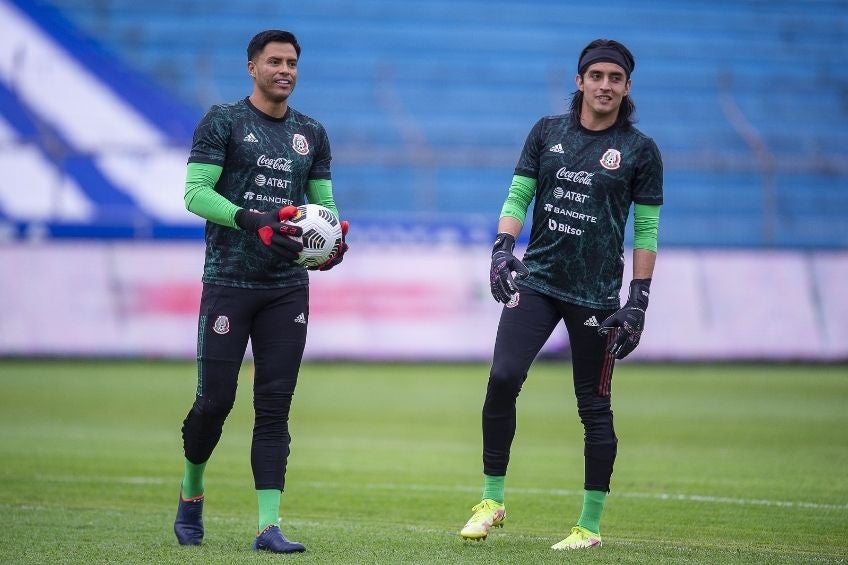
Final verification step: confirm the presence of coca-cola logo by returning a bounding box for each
[257,155,293,172]
[555,168,594,186]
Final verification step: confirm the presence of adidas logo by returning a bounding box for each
[243,132,259,143]
[583,315,599,327]
[549,143,564,153]
[294,313,306,324]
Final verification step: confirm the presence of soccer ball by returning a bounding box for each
[288,204,343,268]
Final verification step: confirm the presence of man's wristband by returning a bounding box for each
[234,209,258,231]
[628,278,651,309]
[493,232,516,254]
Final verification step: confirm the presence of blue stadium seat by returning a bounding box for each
[15,0,848,247]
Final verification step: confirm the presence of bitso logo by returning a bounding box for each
[254,174,267,187]
[600,148,622,170]
[547,218,583,236]
[292,133,309,155]
[213,316,230,335]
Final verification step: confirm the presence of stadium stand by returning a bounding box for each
[2,0,847,247]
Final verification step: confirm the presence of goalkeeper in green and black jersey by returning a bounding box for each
[172,30,348,555]
[460,39,663,550]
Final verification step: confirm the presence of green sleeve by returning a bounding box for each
[306,179,339,217]
[633,203,661,252]
[499,175,536,223]
[184,162,240,228]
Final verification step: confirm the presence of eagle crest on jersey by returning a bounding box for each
[292,133,309,155]
[599,148,622,170]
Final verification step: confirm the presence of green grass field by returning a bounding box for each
[0,360,846,564]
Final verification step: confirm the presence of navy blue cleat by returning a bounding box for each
[253,524,306,553]
[174,493,204,545]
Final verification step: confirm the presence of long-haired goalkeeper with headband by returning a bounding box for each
[460,38,663,551]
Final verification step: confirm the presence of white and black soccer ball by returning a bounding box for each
[288,204,343,268]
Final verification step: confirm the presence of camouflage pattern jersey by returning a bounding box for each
[514,114,663,309]
[188,97,331,289]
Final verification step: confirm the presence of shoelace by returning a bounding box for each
[471,501,498,513]
[258,524,278,536]
[468,501,501,524]
[570,526,599,542]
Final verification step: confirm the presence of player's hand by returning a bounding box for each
[598,278,651,359]
[489,233,529,303]
[235,205,304,262]
[309,220,349,271]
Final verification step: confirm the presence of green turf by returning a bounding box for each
[0,360,846,564]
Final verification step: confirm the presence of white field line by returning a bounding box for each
[31,475,848,512]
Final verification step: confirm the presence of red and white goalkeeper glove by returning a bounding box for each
[309,219,349,271]
[235,205,303,262]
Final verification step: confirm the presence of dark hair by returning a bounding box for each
[247,30,301,61]
[569,39,637,128]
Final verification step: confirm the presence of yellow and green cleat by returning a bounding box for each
[551,525,602,550]
[459,499,505,540]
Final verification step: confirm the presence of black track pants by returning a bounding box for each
[482,288,619,491]
[181,283,308,490]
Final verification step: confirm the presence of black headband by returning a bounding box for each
[578,46,634,77]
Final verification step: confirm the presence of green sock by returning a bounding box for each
[181,458,206,499]
[482,474,505,504]
[257,489,281,531]
[576,489,606,534]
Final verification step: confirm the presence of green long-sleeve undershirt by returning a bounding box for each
[183,162,339,228]
[499,174,660,252]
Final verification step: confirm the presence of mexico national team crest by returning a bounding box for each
[292,133,310,155]
[600,148,622,170]
[212,315,230,335]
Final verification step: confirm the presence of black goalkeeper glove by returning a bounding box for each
[489,233,530,304]
[598,278,651,359]
[235,205,303,262]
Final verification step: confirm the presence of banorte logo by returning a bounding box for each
[243,191,256,200]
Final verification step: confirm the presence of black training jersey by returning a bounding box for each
[514,114,663,309]
[188,97,332,289]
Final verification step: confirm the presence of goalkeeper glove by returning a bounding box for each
[598,278,651,359]
[235,206,303,262]
[309,219,349,271]
[489,233,529,303]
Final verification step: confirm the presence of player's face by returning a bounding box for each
[248,42,298,104]
[576,62,631,123]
